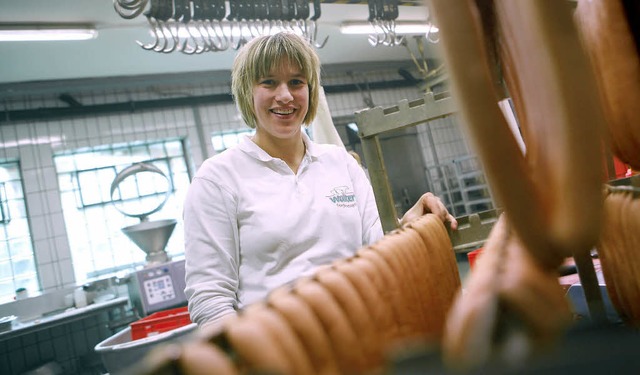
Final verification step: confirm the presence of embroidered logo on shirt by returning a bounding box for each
[327,186,356,208]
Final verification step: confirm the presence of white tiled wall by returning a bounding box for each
[0,70,471,296]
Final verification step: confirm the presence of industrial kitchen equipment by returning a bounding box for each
[110,162,177,266]
[109,161,188,317]
[96,163,193,374]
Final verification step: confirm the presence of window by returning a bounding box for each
[211,129,255,153]
[0,161,38,303]
[75,166,118,207]
[0,182,10,223]
[54,139,191,282]
[333,118,365,162]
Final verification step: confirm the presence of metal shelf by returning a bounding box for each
[355,92,457,233]
[355,92,498,242]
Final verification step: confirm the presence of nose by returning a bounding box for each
[274,83,293,103]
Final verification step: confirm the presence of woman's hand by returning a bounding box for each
[399,192,458,229]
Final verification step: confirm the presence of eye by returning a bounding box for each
[290,78,306,86]
[259,79,275,86]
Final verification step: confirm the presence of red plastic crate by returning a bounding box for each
[467,247,484,271]
[130,306,191,340]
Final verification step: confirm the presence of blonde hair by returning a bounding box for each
[231,32,321,129]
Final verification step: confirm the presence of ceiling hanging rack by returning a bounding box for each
[112,0,329,53]
[181,0,210,54]
[367,0,402,47]
[135,0,177,52]
[173,0,194,53]
[251,0,269,38]
[307,0,328,48]
[294,0,310,36]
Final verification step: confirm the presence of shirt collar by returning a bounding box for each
[237,131,327,162]
[237,134,271,162]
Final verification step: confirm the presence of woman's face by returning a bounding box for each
[252,59,309,141]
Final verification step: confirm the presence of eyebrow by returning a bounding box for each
[260,71,307,79]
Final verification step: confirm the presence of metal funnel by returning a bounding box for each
[122,219,177,265]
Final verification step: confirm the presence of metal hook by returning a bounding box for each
[136,16,163,50]
[308,20,328,48]
[151,20,169,52]
[293,19,306,38]
[384,20,404,46]
[178,23,197,54]
[368,19,384,47]
[203,0,229,51]
[247,17,264,38]
[159,21,180,53]
[183,22,208,54]
[308,0,328,48]
[208,20,229,51]
[239,19,251,49]
[381,20,393,46]
[426,22,440,44]
[114,0,149,19]
[229,19,244,50]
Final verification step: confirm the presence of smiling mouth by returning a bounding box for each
[271,108,295,115]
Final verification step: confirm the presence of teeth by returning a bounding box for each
[272,109,294,115]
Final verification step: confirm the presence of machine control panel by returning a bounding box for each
[127,259,187,316]
[142,273,176,305]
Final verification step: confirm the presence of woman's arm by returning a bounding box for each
[183,175,240,326]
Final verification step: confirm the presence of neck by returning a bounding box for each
[252,132,306,173]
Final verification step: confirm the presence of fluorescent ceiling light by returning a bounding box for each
[340,21,438,35]
[0,24,97,42]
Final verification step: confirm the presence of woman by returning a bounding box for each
[183,32,457,326]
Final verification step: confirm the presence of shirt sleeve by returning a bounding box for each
[345,152,384,245]
[183,174,240,326]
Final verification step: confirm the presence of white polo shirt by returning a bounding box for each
[183,133,383,325]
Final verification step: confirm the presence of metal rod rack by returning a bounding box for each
[354,91,611,324]
[355,92,456,233]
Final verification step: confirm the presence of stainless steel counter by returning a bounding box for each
[0,296,128,341]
